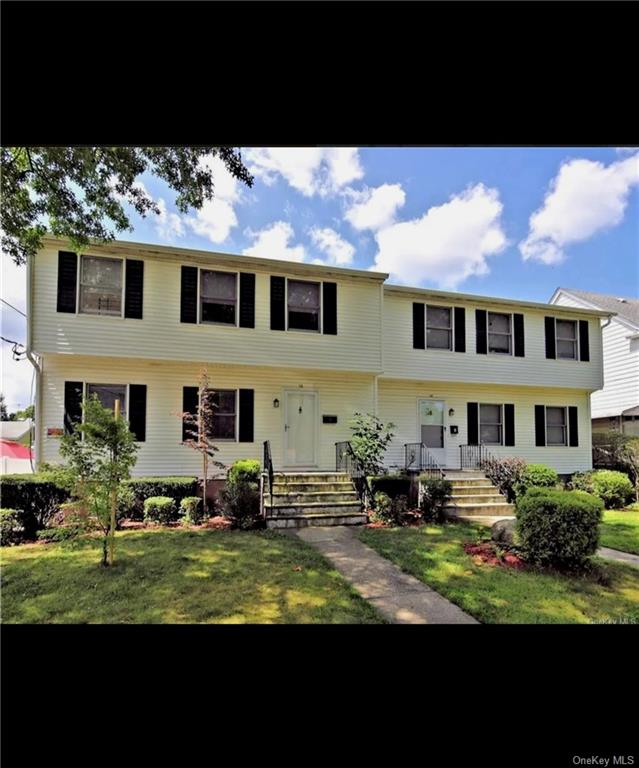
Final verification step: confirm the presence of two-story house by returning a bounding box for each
[550,289,639,437]
[26,237,612,525]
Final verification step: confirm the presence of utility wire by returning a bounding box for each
[1,299,27,317]
[0,335,26,360]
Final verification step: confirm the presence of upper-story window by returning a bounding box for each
[546,406,567,445]
[556,319,578,360]
[79,256,123,316]
[427,305,452,350]
[86,383,128,419]
[200,270,237,325]
[487,312,512,354]
[479,403,502,445]
[288,279,320,332]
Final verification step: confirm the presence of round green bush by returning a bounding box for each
[515,464,559,497]
[572,469,633,509]
[180,496,204,525]
[143,496,177,525]
[227,459,262,486]
[1,508,25,546]
[516,488,603,567]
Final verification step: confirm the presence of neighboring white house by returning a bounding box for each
[26,237,612,478]
[550,289,639,437]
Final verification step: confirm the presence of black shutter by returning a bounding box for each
[544,317,556,359]
[412,303,425,349]
[475,309,487,354]
[513,313,525,357]
[579,320,590,362]
[238,389,254,442]
[467,402,479,445]
[182,386,199,442]
[322,282,337,335]
[180,266,198,324]
[504,404,515,446]
[534,405,546,446]
[270,276,286,331]
[128,384,147,442]
[124,259,144,319]
[454,307,466,353]
[239,273,255,328]
[568,406,579,446]
[64,381,83,434]
[57,251,78,313]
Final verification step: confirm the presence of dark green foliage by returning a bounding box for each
[0,474,69,538]
[36,525,84,544]
[180,496,205,525]
[227,459,262,486]
[481,456,527,502]
[515,463,559,497]
[419,477,452,523]
[516,488,603,568]
[570,470,634,509]
[369,474,411,499]
[1,509,25,546]
[220,481,262,530]
[123,477,199,519]
[144,496,178,525]
[371,492,416,526]
[348,412,395,476]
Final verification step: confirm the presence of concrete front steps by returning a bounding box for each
[442,470,515,526]
[264,472,367,529]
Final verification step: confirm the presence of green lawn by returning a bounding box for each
[600,506,639,555]
[359,523,639,624]
[1,528,383,624]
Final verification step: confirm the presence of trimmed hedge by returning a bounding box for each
[570,470,634,510]
[227,459,261,485]
[143,496,178,525]
[0,474,69,539]
[180,496,204,525]
[516,487,603,567]
[515,464,559,497]
[123,477,198,519]
[1,508,25,546]
[369,474,411,499]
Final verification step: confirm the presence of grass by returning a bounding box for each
[1,528,383,624]
[600,505,639,555]
[359,522,639,624]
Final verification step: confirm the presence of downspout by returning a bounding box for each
[25,253,42,471]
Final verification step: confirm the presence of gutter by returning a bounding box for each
[25,254,42,470]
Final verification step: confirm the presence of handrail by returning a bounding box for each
[459,444,497,470]
[263,440,274,511]
[335,440,372,509]
[403,442,444,478]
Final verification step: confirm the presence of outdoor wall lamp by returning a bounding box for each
[448,408,455,417]
[273,398,280,408]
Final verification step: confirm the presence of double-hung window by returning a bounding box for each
[86,383,128,420]
[479,404,502,445]
[79,256,123,316]
[546,406,567,446]
[556,319,578,360]
[288,280,320,332]
[487,312,512,354]
[427,306,452,350]
[207,389,237,440]
[200,270,237,325]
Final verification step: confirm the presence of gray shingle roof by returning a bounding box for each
[559,288,639,329]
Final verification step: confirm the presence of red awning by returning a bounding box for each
[0,440,33,459]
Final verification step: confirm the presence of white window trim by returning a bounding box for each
[426,304,454,352]
[206,387,238,442]
[77,253,126,319]
[479,403,503,446]
[544,405,569,447]
[285,277,323,334]
[197,268,240,328]
[554,317,580,362]
[487,311,513,356]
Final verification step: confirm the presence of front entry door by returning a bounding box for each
[284,391,317,466]
[419,399,446,466]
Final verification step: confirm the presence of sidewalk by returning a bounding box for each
[597,547,639,568]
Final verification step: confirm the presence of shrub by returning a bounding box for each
[370,492,416,526]
[220,481,261,530]
[419,477,452,522]
[36,525,84,543]
[143,496,178,525]
[123,477,198,520]
[227,459,261,486]
[571,469,633,509]
[516,488,603,568]
[1,509,25,546]
[180,496,205,525]
[515,464,559,497]
[348,412,395,476]
[0,474,69,538]
[481,457,527,503]
[369,474,411,499]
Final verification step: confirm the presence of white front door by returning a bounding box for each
[418,399,446,466]
[284,391,317,467]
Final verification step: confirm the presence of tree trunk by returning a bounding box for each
[102,535,109,567]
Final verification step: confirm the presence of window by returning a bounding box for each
[200,270,237,325]
[288,280,320,332]
[86,383,127,420]
[207,389,236,440]
[79,256,123,316]
[480,404,502,445]
[487,312,512,354]
[546,406,567,446]
[427,306,452,350]
[556,319,578,360]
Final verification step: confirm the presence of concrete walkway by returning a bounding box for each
[293,526,478,624]
[598,547,639,568]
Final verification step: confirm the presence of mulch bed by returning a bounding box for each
[463,542,526,569]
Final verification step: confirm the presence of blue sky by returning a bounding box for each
[2,146,638,411]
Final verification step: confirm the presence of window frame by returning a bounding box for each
[206,387,238,442]
[77,254,126,318]
[554,318,580,361]
[84,382,129,422]
[286,277,323,334]
[487,311,513,356]
[545,405,568,447]
[426,304,454,351]
[198,268,240,327]
[479,403,503,446]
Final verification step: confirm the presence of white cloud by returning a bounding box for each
[1,256,30,412]
[186,155,242,244]
[155,198,185,241]
[520,152,639,264]
[344,183,406,231]
[246,147,363,197]
[372,183,507,289]
[308,227,355,265]
[243,221,306,262]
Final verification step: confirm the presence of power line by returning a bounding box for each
[0,335,26,360]
[0,299,27,318]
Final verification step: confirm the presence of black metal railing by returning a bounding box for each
[263,440,274,511]
[335,441,372,508]
[459,444,498,470]
[403,442,444,478]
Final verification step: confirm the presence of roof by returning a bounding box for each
[551,288,639,329]
[0,439,33,459]
[0,420,33,441]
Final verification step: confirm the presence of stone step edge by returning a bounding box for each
[265,500,363,509]
[265,511,369,520]
[445,502,514,509]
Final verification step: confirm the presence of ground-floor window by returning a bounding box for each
[479,403,502,445]
[86,383,127,419]
[206,389,237,440]
[546,406,567,446]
